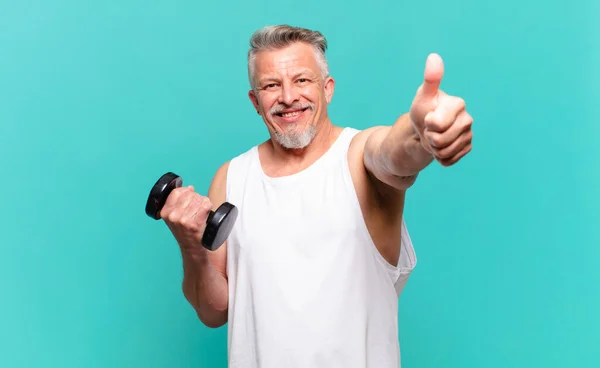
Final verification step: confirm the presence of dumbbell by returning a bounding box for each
[145,172,238,251]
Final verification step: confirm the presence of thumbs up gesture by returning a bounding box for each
[409,53,473,167]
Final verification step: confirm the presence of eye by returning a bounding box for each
[296,78,309,84]
[263,83,279,90]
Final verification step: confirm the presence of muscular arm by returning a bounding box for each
[348,114,432,267]
[181,162,230,328]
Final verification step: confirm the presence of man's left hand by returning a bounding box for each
[409,53,473,167]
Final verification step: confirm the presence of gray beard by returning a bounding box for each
[272,124,317,149]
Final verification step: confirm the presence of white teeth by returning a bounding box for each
[281,111,301,117]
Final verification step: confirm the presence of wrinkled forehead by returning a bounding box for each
[253,42,321,79]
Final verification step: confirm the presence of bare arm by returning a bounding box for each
[162,162,230,328]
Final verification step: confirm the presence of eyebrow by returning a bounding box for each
[291,69,317,79]
[258,77,280,85]
[258,69,317,85]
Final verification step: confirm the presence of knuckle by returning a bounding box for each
[428,133,443,147]
[423,121,434,131]
[424,114,439,129]
[466,130,473,141]
[166,212,180,224]
[431,122,443,132]
[170,187,187,198]
[454,97,466,110]
[166,190,186,206]
[436,148,451,159]
[172,187,186,194]
[159,207,169,219]
[200,197,213,211]
[436,146,454,159]
[179,217,190,228]
[463,115,473,129]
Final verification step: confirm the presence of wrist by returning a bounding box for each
[181,247,210,270]
[391,119,433,174]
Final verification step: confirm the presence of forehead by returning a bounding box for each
[253,42,320,77]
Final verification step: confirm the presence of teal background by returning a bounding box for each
[1,0,598,367]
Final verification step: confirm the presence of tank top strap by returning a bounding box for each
[309,126,361,170]
[331,127,360,154]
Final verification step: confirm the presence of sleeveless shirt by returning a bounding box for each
[224,127,417,368]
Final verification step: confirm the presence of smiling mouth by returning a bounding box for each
[275,107,309,118]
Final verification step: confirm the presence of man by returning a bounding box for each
[160,25,473,367]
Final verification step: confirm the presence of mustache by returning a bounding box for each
[270,102,315,115]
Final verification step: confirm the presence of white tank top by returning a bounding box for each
[224,127,417,368]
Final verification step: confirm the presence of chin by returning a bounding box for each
[273,124,317,149]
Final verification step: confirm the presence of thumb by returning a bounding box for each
[420,53,444,100]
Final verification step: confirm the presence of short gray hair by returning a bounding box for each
[247,25,329,90]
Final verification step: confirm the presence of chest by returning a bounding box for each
[229,172,365,261]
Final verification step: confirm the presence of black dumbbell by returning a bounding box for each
[145,172,238,251]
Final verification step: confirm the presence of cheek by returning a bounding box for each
[301,88,322,105]
[258,96,274,112]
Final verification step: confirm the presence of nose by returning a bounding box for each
[279,81,300,106]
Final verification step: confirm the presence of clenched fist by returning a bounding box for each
[409,53,473,167]
[160,185,214,257]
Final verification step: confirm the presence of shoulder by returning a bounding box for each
[208,161,230,203]
[208,142,259,198]
[212,160,231,183]
[210,145,257,188]
[347,126,389,155]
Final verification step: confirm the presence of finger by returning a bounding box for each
[173,190,196,213]
[420,53,444,100]
[161,185,193,207]
[438,142,472,167]
[179,197,213,246]
[161,185,194,212]
[424,96,466,133]
[432,127,472,159]
[425,110,472,148]
[159,187,186,217]
[163,189,196,222]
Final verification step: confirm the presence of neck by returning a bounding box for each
[260,119,343,177]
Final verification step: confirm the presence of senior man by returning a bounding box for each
[160,24,473,368]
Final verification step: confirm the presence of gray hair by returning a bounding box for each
[247,25,329,90]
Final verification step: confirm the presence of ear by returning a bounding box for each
[248,89,260,114]
[323,76,335,104]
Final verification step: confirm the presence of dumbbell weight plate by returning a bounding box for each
[203,202,238,250]
[145,172,182,220]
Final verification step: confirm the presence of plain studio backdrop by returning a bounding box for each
[1,0,598,367]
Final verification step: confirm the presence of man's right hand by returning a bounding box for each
[159,186,213,259]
